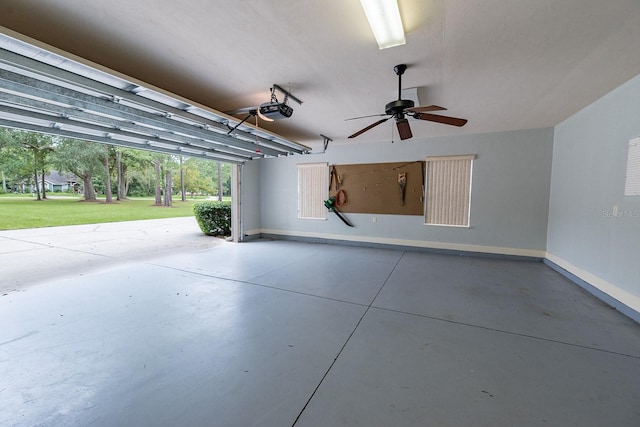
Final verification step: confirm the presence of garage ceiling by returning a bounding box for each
[1,0,640,151]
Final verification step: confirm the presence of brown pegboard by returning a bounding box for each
[329,161,425,215]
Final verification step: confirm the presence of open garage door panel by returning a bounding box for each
[0,27,310,164]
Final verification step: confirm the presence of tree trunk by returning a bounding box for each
[116,149,122,201]
[154,160,162,205]
[164,170,172,207]
[33,150,41,201]
[41,166,47,199]
[83,174,97,201]
[2,170,7,193]
[104,145,113,203]
[147,167,152,196]
[217,161,223,201]
[180,156,186,202]
[33,168,41,201]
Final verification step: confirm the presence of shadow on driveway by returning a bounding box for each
[0,217,226,294]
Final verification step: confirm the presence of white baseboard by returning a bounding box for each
[545,252,640,315]
[258,228,546,258]
[243,229,261,237]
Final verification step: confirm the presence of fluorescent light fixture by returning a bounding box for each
[360,0,406,49]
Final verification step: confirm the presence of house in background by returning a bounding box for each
[43,171,79,193]
[9,171,79,194]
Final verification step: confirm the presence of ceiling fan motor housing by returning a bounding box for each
[385,99,414,116]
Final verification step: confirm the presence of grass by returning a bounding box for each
[0,196,209,230]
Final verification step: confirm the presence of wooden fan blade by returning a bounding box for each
[345,113,388,121]
[415,112,468,127]
[406,105,447,113]
[396,118,413,140]
[348,117,391,138]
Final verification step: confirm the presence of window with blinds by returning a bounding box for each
[424,155,475,227]
[297,163,328,220]
[625,137,640,196]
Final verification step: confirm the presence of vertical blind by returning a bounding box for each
[297,163,328,220]
[425,155,475,226]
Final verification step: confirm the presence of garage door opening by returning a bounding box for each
[0,27,310,242]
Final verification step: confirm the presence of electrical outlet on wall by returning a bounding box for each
[372,216,377,223]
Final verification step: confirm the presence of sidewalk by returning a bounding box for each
[0,217,226,294]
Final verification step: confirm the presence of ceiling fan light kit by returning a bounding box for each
[348,64,468,141]
[360,0,406,49]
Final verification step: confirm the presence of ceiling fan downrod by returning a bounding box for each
[386,64,414,116]
[394,64,407,100]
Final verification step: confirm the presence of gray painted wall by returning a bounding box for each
[547,73,640,307]
[256,127,554,255]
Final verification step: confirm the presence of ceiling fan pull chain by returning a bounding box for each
[391,119,395,143]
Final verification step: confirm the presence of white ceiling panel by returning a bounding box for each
[0,0,639,149]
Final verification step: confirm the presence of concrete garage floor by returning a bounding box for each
[1,220,640,426]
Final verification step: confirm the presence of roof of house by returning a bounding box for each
[45,171,77,185]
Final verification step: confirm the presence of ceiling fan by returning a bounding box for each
[347,64,468,140]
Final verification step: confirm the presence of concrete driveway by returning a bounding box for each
[0,217,226,294]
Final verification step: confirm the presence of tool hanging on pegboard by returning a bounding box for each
[398,173,407,206]
[329,164,342,191]
[324,196,354,227]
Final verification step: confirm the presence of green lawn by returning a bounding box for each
[0,196,208,230]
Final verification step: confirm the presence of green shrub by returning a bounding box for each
[193,201,231,236]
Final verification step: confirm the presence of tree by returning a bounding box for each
[150,154,179,206]
[164,169,172,207]
[116,148,123,200]
[179,156,186,202]
[51,139,104,201]
[0,136,32,193]
[217,161,223,201]
[197,159,232,198]
[15,131,54,201]
[102,144,113,203]
[182,158,214,196]
[153,157,162,205]
[0,131,7,193]
[0,142,33,191]
[0,130,54,200]
[115,148,154,198]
